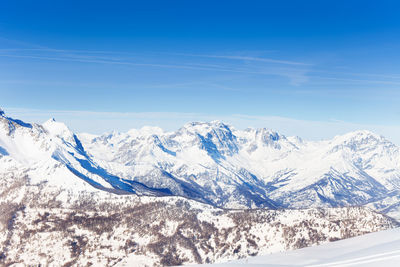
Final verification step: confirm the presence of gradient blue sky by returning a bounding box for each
[1,1,400,143]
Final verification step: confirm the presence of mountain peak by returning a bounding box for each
[210,119,226,125]
[240,127,285,143]
[328,130,394,155]
[347,129,378,137]
[334,130,386,144]
[182,120,233,132]
[43,118,72,138]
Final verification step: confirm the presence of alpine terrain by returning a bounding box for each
[79,117,400,219]
[0,108,399,266]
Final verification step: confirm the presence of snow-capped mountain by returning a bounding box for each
[2,110,400,214]
[0,111,174,197]
[1,109,400,266]
[79,120,400,213]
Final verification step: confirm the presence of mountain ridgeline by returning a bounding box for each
[1,111,400,217]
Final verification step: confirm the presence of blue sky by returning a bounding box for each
[1,1,400,143]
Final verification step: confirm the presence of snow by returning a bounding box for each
[128,125,164,137]
[78,119,400,212]
[2,110,400,266]
[116,253,158,267]
[43,118,71,137]
[205,228,400,266]
[2,111,400,218]
[77,132,99,142]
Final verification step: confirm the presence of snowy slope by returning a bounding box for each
[0,112,171,197]
[208,227,400,266]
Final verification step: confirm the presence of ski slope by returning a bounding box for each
[208,228,400,266]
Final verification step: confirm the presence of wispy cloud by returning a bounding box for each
[311,69,400,80]
[312,76,400,86]
[179,54,312,66]
[3,37,400,89]
[3,48,400,87]
[4,39,400,88]
[0,37,48,49]
[0,37,313,86]
[0,51,311,85]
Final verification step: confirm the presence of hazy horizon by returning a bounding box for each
[3,106,400,146]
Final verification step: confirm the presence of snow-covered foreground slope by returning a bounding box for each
[208,227,400,266]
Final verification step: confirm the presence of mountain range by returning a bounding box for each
[1,109,400,265]
[1,110,400,218]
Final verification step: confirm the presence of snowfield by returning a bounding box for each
[206,227,400,266]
